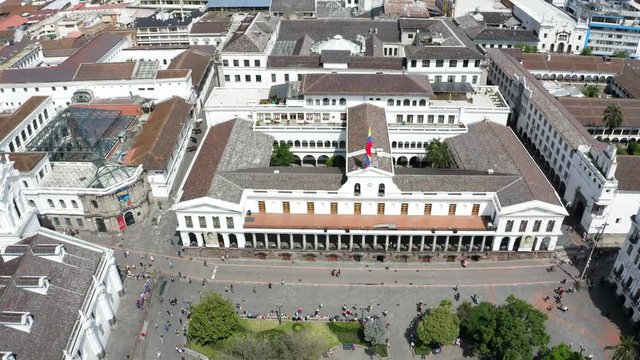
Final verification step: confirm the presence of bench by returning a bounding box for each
[342,343,355,351]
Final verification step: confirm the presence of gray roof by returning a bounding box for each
[222,167,345,192]
[270,0,316,13]
[299,73,432,96]
[316,1,354,18]
[394,170,519,193]
[276,19,401,44]
[223,14,278,53]
[446,121,562,207]
[346,104,393,173]
[431,82,474,93]
[487,49,605,151]
[471,28,538,42]
[321,49,351,64]
[404,19,483,60]
[207,0,270,8]
[0,232,107,360]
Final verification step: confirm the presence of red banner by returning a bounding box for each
[117,215,127,231]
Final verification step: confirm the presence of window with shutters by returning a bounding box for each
[330,202,338,214]
[401,203,408,215]
[471,204,480,216]
[424,203,432,215]
[377,203,385,215]
[354,203,361,215]
[258,201,266,213]
[283,201,290,213]
[448,204,456,215]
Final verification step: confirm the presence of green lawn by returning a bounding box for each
[188,320,341,359]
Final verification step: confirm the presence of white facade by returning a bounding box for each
[0,156,40,248]
[610,207,640,322]
[510,0,588,54]
[0,97,56,153]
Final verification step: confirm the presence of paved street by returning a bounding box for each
[104,247,626,360]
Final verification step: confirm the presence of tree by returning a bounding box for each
[417,300,460,346]
[364,317,387,346]
[540,344,584,360]
[221,334,280,360]
[613,50,629,58]
[581,47,593,56]
[581,85,600,98]
[270,143,295,166]
[280,331,328,360]
[627,141,640,155]
[459,296,549,359]
[188,292,240,345]
[603,104,624,129]
[605,335,638,360]
[425,139,452,169]
[515,43,538,53]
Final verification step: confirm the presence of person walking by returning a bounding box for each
[230,284,234,293]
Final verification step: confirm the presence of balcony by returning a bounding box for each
[244,213,491,231]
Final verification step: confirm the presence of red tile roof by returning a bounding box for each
[5,152,47,172]
[0,15,26,30]
[0,96,48,141]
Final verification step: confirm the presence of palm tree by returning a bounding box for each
[603,104,624,129]
[425,139,452,169]
[605,335,638,360]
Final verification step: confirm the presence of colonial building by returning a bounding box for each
[455,11,539,51]
[611,206,640,322]
[487,49,640,238]
[174,74,566,262]
[0,229,122,360]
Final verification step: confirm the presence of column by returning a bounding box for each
[314,235,318,250]
[534,237,542,251]
[419,236,425,252]
[325,236,329,251]
[276,234,281,249]
[337,236,342,251]
[384,236,389,252]
[373,235,378,250]
[197,233,204,247]
[289,235,293,250]
[408,236,413,252]
[457,237,462,252]
[507,237,515,251]
[480,237,486,252]
[397,236,401,251]
[97,286,115,322]
[107,261,123,296]
[431,236,437,251]
[361,236,365,249]
[349,235,354,250]
[444,236,450,252]
[222,234,230,248]
[302,235,307,250]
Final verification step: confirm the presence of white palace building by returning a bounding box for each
[173,73,567,262]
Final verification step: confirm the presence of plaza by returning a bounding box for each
[105,243,628,360]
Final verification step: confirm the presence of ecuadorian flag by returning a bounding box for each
[364,127,373,168]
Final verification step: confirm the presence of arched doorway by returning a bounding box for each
[500,237,510,251]
[557,43,565,53]
[513,236,522,251]
[188,232,198,246]
[302,155,316,167]
[317,155,330,166]
[229,234,238,247]
[124,211,135,226]
[217,233,225,247]
[409,156,421,168]
[293,155,301,166]
[96,218,107,232]
[397,156,408,167]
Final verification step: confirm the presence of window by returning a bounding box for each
[185,216,193,228]
[307,202,315,214]
[422,59,430,67]
[472,75,478,84]
[411,59,417,67]
[463,59,469,67]
[396,114,403,123]
[377,203,385,215]
[546,220,555,232]
[461,75,467,83]
[226,217,234,229]
[505,220,514,232]
[234,75,241,82]
[254,59,261,67]
[22,180,28,188]
[471,204,480,216]
[77,218,83,227]
[271,74,276,82]
[212,217,220,228]
[424,203,432,215]
[448,204,456,215]
[474,60,481,67]
[330,202,338,214]
[627,244,633,255]
[256,75,262,82]
[435,75,442,82]
[53,217,60,226]
[59,200,66,208]
[438,115,445,124]
[354,202,361,215]
[354,183,361,196]
[378,183,385,196]
[243,59,250,66]
[258,201,266,213]
[198,216,206,228]
[223,59,229,66]
[436,60,444,67]
[447,75,455,82]
[233,59,239,66]
[283,201,290,213]
[224,75,230,82]
[91,200,99,209]
[47,199,54,207]
[448,115,455,124]
[284,74,289,82]
[245,75,251,82]
[65,218,72,226]
[519,220,528,232]
[533,220,542,232]
[71,200,78,208]
[401,203,408,215]
[449,60,457,67]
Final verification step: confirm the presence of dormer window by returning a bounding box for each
[0,352,16,360]
[14,276,50,295]
[0,312,34,333]
[32,244,66,263]
[354,183,361,196]
[378,184,385,196]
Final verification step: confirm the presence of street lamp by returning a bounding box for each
[276,303,283,324]
[580,222,608,280]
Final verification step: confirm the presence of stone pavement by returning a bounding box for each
[103,247,629,360]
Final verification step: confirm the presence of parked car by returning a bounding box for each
[192,128,202,134]
[187,145,197,152]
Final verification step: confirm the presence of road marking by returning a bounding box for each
[211,265,218,280]
[211,262,551,272]
[206,278,561,288]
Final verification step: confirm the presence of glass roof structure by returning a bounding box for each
[26,107,139,189]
